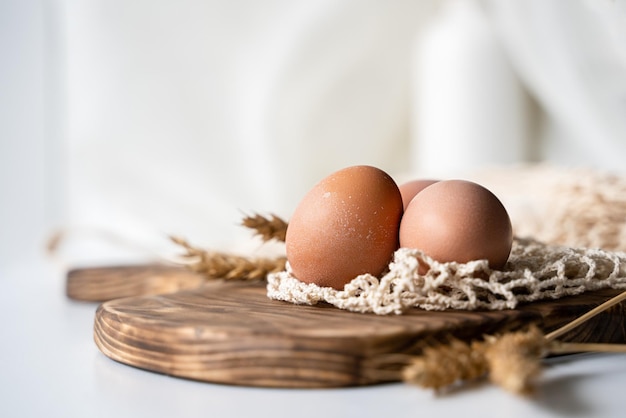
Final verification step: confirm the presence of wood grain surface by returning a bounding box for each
[94,280,626,388]
[67,264,205,302]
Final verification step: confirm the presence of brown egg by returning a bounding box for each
[398,179,439,210]
[399,180,513,270]
[285,165,404,289]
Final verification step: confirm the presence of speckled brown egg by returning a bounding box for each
[285,165,404,289]
[399,179,513,270]
[398,179,439,210]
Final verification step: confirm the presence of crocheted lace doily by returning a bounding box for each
[266,238,626,314]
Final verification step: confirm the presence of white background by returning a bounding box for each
[3,1,626,416]
[3,0,626,263]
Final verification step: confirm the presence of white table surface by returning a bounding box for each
[3,251,626,418]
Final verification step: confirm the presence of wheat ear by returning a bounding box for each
[170,236,286,280]
[240,213,288,243]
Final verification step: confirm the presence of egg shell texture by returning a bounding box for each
[399,180,513,269]
[398,179,439,210]
[285,165,404,289]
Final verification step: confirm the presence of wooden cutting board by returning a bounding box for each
[66,264,205,302]
[93,278,626,388]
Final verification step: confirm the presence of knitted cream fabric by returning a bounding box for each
[267,238,626,313]
[267,165,626,313]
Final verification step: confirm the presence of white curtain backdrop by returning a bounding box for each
[62,0,436,254]
[488,0,626,170]
[61,0,626,256]
[3,0,626,266]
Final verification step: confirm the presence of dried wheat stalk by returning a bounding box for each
[483,326,546,395]
[401,338,488,391]
[170,236,286,280]
[241,213,288,243]
[398,325,626,396]
[396,326,542,394]
[388,290,626,395]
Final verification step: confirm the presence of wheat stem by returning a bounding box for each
[548,341,626,355]
[170,235,286,280]
[545,290,626,341]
